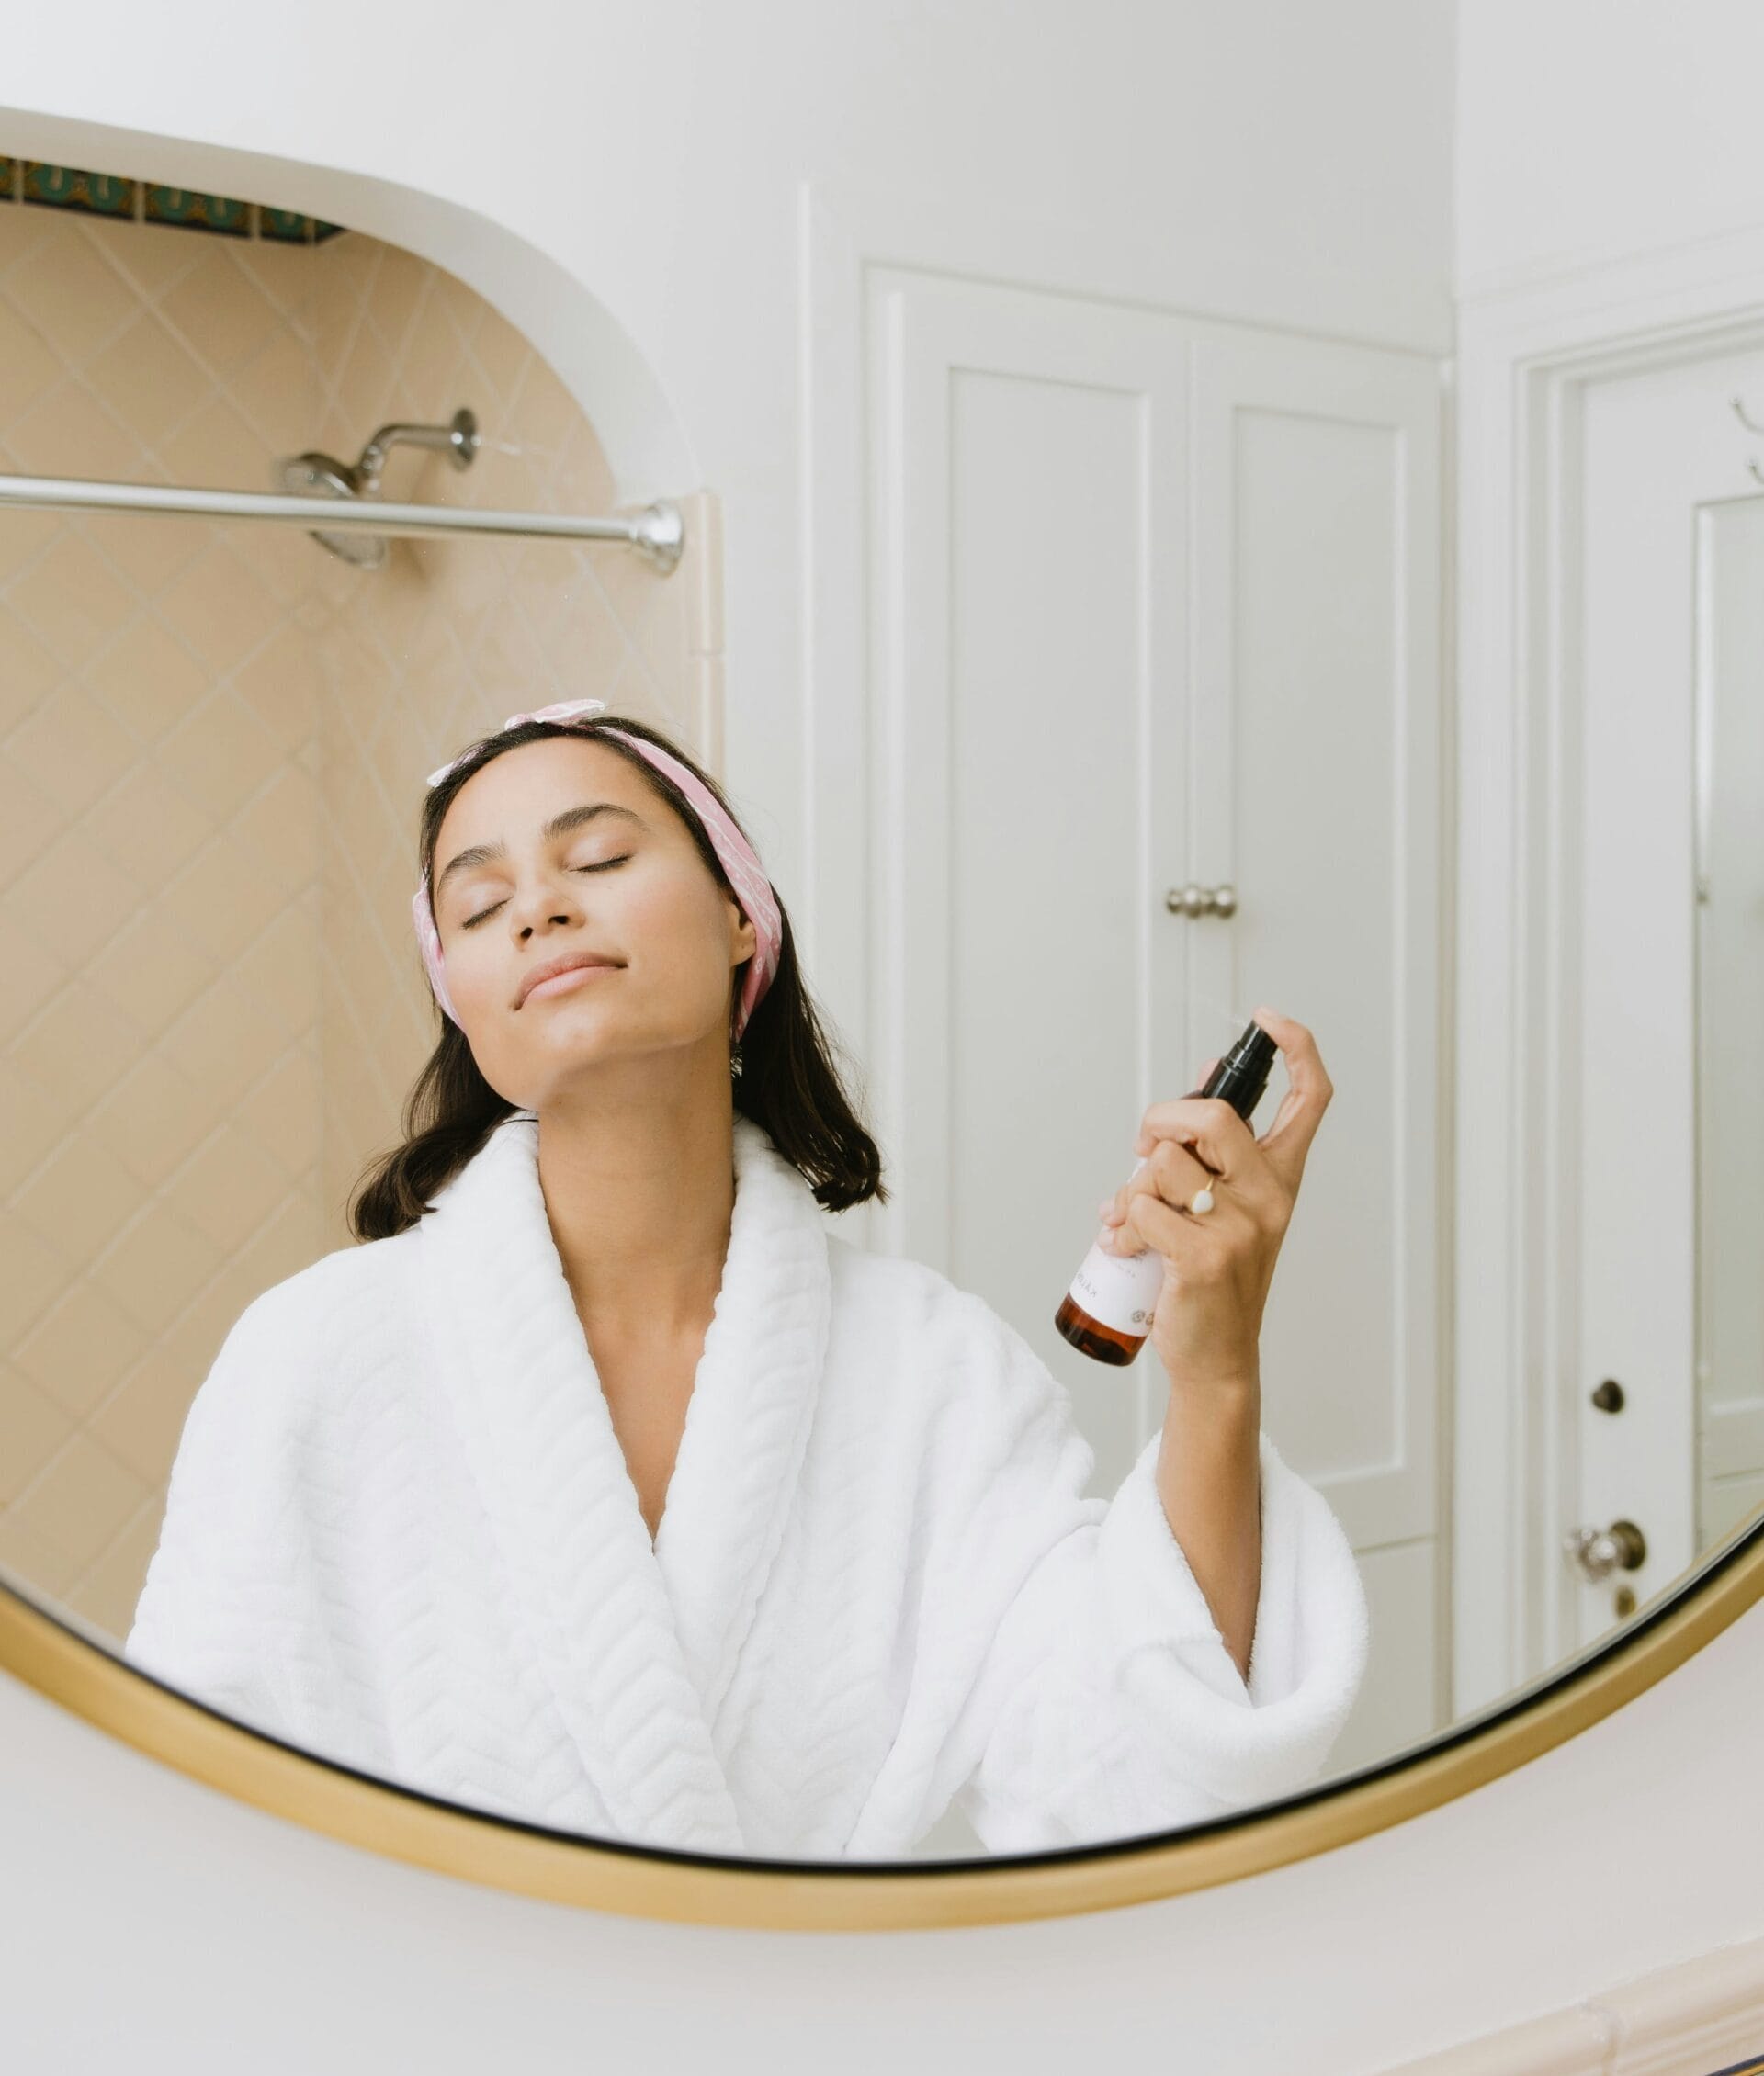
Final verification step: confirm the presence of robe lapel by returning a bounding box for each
[413,1109,828,1854]
[650,1113,830,1742]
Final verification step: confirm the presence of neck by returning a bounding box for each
[534,1069,738,1344]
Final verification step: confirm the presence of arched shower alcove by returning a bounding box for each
[0,115,723,1642]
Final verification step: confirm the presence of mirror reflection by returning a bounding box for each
[0,156,1755,1864]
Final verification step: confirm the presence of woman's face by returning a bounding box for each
[429,737,756,1108]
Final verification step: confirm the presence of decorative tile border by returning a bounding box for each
[0,158,342,243]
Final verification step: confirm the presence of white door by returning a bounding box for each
[1693,493,1764,1548]
[854,269,1445,1769]
[1575,345,1764,1651]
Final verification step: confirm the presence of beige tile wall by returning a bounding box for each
[0,202,721,1640]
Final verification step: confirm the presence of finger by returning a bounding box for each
[1146,1134,1225,1210]
[1105,1135,1214,1226]
[1108,1185,1247,1270]
[1245,1006,1333,1193]
[1105,1145,1253,1247]
[1167,1190,1261,1269]
[1132,1095,1259,1179]
[1133,1057,1218,1158]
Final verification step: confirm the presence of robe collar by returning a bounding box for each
[413,1108,831,1854]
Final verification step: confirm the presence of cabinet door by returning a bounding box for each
[1188,322,1445,1755]
[871,271,1193,1488]
[867,271,1444,1760]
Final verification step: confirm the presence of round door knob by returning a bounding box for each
[1166,883,1238,919]
[1564,1518,1647,1582]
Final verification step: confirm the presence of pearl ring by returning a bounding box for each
[1187,1187,1216,1215]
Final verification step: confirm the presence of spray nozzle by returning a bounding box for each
[1194,1017,1278,1123]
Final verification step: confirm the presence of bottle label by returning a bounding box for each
[1067,1235,1166,1336]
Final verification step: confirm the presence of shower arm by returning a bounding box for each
[354,408,480,495]
[0,469,686,574]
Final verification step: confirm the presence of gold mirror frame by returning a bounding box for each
[6,1509,1764,1931]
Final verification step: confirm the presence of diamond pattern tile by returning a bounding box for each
[0,202,721,1637]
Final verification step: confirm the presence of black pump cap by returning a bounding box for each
[1193,1019,1279,1123]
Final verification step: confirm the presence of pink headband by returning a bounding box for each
[412,697,782,1038]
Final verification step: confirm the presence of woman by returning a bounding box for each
[126,696,1367,1859]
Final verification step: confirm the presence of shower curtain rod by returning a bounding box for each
[0,470,685,574]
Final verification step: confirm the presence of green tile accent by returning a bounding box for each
[142,186,250,236]
[22,164,136,215]
[4,160,341,243]
[258,207,314,243]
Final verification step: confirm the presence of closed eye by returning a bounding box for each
[461,856,630,930]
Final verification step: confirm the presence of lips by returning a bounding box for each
[515,951,622,1007]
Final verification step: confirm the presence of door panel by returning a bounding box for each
[1575,347,1764,1652]
[1191,330,1442,1555]
[866,268,1444,1748]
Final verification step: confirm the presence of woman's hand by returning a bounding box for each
[1096,1006,1333,1396]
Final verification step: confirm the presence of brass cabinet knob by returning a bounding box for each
[1165,883,1238,919]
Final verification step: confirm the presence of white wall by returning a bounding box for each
[1458,0,1764,290]
[6,1592,1764,2073]
[34,4,1764,2065]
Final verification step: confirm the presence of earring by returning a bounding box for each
[729,1038,744,1078]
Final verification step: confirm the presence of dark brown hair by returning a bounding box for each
[346,712,888,1239]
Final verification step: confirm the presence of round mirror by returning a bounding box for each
[1,134,1761,1929]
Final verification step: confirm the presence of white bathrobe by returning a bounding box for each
[126,1110,1368,1860]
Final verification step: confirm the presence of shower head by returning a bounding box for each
[277,451,388,568]
[275,409,479,570]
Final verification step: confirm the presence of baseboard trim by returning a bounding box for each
[1381,1934,1764,2074]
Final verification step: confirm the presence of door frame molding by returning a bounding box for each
[1454,221,1764,1713]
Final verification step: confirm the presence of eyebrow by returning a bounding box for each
[435,802,651,900]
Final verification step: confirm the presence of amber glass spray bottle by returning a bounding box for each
[1055,1018,1279,1365]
